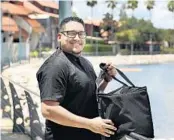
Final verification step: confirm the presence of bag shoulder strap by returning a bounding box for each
[115,68,135,87]
[99,63,135,87]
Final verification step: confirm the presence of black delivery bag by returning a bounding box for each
[97,63,154,140]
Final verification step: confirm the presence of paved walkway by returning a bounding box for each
[2,54,174,93]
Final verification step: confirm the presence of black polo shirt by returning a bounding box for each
[36,50,101,140]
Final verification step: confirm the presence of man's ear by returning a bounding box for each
[57,34,61,40]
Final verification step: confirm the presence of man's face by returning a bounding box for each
[58,21,86,55]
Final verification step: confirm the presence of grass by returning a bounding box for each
[160,46,174,54]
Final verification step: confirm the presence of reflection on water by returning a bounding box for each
[96,63,174,138]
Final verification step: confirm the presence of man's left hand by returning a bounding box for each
[104,63,116,82]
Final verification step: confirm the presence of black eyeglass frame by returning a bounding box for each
[60,30,86,39]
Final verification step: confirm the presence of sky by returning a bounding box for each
[72,0,174,29]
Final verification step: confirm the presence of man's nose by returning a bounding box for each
[74,34,80,40]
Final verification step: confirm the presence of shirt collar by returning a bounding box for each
[63,51,81,62]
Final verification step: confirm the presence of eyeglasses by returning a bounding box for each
[61,30,86,39]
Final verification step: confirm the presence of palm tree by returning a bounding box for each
[87,0,97,37]
[168,0,174,27]
[168,0,174,13]
[145,0,155,54]
[127,0,138,17]
[106,0,117,14]
[145,0,155,20]
[105,0,117,41]
[167,0,174,47]
[127,0,138,55]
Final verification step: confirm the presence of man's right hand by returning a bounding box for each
[88,117,117,137]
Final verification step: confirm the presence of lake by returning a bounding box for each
[95,63,174,138]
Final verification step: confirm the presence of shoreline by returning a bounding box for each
[2,54,174,93]
[85,54,174,66]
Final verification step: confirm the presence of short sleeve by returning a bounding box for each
[36,63,68,103]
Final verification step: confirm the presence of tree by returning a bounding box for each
[127,0,138,55]
[86,0,97,37]
[168,0,174,28]
[167,0,174,47]
[105,0,118,41]
[106,0,117,14]
[164,30,174,47]
[116,18,164,42]
[145,0,155,54]
[116,29,140,42]
[168,0,174,13]
[119,3,128,21]
[100,12,118,41]
[145,0,155,20]
[72,11,77,17]
[127,0,138,17]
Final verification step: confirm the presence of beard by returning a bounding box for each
[69,41,84,54]
[60,40,85,55]
[72,47,82,55]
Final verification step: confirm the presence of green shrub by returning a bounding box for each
[44,47,51,52]
[84,44,112,52]
[84,44,95,52]
[86,38,105,44]
[30,50,39,58]
[98,44,112,52]
[41,47,51,52]
[120,49,130,55]
[160,46,174,54]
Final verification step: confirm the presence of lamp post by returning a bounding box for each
[59,1,72,25]
[57,1,72,49]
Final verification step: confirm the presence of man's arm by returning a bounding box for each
[97,63,117,92]
[42,101,90,129]
[41,100,117,137]
[98,80,109,92]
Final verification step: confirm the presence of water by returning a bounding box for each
[95,63,174,138]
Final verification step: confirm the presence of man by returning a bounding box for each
[36,17,117,140]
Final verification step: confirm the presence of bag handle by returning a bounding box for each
[112,76,129,86]
[99,63,135,87]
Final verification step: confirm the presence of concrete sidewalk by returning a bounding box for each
[2,54,174,94]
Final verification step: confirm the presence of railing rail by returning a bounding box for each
[1,75,45,140]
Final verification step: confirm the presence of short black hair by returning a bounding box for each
[59,16,85,31]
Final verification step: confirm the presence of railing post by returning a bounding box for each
[1,78,11,118]
[25,91,44,140]
[9,82,25,133]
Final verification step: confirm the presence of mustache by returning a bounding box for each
[69,40,83,45]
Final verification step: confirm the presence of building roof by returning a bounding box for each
[35,0,58,9]
[15,0,58,9]
[2,16,19,32]
[1,2,32,15]
[1,1,58,18]
[24,18,45,32]
[145,41,161,45]
[23,1,58,18]
[84,19,102,26]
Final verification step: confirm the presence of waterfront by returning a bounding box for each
[1,59,174,138]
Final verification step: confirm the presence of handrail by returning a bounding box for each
[1,75,44,140]
[1,75,40,97]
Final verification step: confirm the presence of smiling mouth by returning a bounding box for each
[70,42,82,45]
